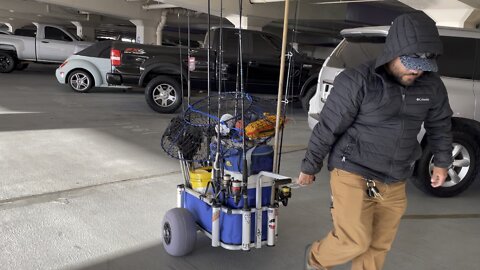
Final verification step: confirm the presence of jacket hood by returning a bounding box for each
[375,11,443,69]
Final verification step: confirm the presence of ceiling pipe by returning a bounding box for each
[143,3,177,10]
[315,0,383,4]
[250,0,383,3]
[249,0,286,3]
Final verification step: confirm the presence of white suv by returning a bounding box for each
[308,26,480,197]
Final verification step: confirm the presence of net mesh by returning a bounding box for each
[161,92,281,162]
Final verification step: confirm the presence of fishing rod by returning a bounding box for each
[176,11,191,185]
[207,0,212,168]
[276,0,299,173]
[272,0,290,174]
[213,0,224,200]
[187,11,191,106]
[237,0,251,252]
[177,12,184,111]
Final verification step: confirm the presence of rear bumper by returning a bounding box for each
[106,73,140,86]
[106,73,122,85]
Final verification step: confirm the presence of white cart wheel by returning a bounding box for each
[162,208,197,256]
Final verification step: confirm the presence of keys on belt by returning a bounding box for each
[365,179,383,200]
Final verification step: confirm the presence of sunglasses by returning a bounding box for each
[403,52,437,59]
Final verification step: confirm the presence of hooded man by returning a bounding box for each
[298,11,453,270]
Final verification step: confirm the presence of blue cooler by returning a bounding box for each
[210,144,273,175]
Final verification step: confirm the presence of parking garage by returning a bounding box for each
[1,1,480,270]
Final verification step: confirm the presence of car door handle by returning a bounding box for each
[41,41,49,43]
[248,61,258,67]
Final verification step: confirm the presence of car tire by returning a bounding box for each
[68,70,94,93]
[145,76,182,114]
[162,208,197,256]
[16,62,29,71]
[0,52,16,73]
[412,130,478,197]
[301,85,316,113]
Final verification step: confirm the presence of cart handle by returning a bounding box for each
[257,171,292,187]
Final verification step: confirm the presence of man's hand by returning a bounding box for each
[431,166,448,188]
[297,172,316,186]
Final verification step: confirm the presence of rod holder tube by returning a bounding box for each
[267,206,277,246]
[275,205,279,237]
[255,175,263,248]
[176,184,185,208]
[211,204,221,247]
[241,209,251,251]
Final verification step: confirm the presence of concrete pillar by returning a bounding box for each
[423,8,474,28]
[398,0,475,28]
[464,9,480,29]
[2,22,13,32]
[225,14,271,30]
[4,20,30,32]
[71,21,96,41]
[130,19,157,45]
[156,11,167,45]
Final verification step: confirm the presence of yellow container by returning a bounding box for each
[189,168,212,193]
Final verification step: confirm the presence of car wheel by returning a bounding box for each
[412,130,478,197]
[162,208,197,256]
[16,62,29,71]
[145,76,182,113]
[301,85,316,113]
[0,52,16,73]
[68,70,94,93]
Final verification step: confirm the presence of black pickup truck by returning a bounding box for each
[107,27,323,113]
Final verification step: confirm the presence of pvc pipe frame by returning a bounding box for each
[180,171,291,249]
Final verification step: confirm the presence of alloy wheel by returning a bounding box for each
[152,83,177,107]
[70,73,91,91]
[428,143,470,188]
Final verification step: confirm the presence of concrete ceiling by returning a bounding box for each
[0,0,479,46]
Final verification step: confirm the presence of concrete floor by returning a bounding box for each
[1,64,479,270]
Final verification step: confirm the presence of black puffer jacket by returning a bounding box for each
[301,11,453,183]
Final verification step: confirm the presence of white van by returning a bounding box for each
[308,25,480,197]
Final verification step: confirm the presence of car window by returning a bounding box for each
[14,28,36,37]
[327,36,385,69]
[437,36,476,80]
[251,33,279,56]
[45,27,73,42]
[99,46,111,58]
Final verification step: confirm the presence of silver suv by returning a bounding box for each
[308,26,480,197]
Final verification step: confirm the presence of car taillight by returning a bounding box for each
[59,61,68,68]
[111,49,121,67]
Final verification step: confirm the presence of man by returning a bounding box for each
[298,11,453,270]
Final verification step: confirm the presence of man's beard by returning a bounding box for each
[394,72,419,86]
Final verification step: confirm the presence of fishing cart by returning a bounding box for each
[160,92,293,256]
[159,0,296,257]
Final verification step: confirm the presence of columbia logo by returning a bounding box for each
[416,98,430,102]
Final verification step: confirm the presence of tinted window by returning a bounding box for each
[327,36,385,68]
[251,33,279,56]
[218,30,250,58]
[45,27,72,41]
[437,36,475,80]
[222,30,239,58]
[14,28,36,37]
[475,40,480,80]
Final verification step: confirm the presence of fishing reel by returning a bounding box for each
[277,185,292,206]
[222,174,243,205]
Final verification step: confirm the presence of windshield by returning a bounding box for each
[327,36,385,69]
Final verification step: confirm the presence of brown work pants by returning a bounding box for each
[308,168,407,270]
